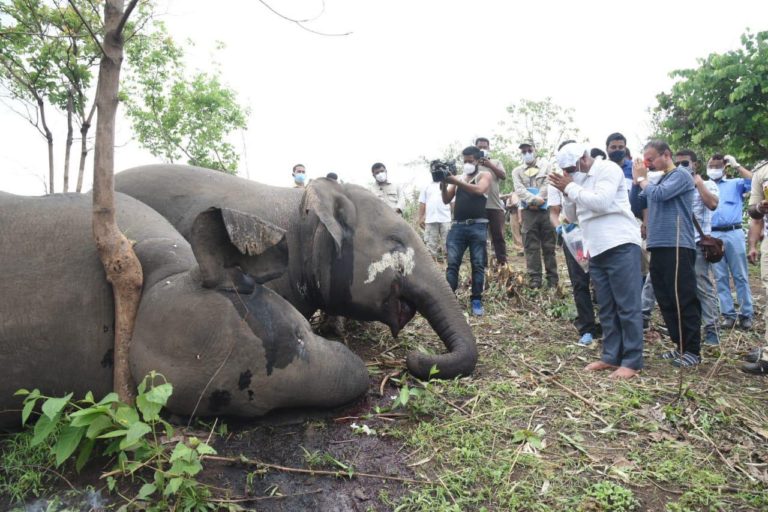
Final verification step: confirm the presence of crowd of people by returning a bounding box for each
[287,134,768,379]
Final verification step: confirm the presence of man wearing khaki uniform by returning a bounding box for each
[745,160,768,374]
[512,140,558,288]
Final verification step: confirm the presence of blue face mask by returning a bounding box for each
[294,173,306,184]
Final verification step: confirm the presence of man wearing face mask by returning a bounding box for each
[707,153,754,331]
[512,140,558,289]
[370,162,406,215]
[550,143,643,379]
[475,137,508,266]
[292,164,308,188]
[441,146,493,316]
[633,140,701,368]
[606,133,634,191]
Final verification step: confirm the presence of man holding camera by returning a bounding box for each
[440,146,493,316]
[475,137,508,266]
[512,140,558,288]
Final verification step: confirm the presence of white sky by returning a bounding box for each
[2,0,767,195]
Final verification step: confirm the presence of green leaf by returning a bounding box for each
[75,438,96,472]
[96,392,119,406]
[196,442,217,456]
[137,483,156,500]
[169,442,194,463]
[41,393,72,420]
[119,421,152,450]
[55,425,85,467]
[113,405,140,426]
[21,398,37,426]
[84,391,95,404]
[399,386,410,407]
[163,476,184,496]
[144,382,173,405]
[70,408,109,427]
[86,415,116,439]
[31,413,60,446]
[135,394,161,422]
[98,428,129,439]
[14,388,30,396]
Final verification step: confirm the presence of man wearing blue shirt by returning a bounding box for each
[634,140,701,368]
[708,153,754,330]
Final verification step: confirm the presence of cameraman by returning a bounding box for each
[441,146,493,316]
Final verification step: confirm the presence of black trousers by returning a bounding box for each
[563,243,596,336]
[486,208,507,264]
[649,247,701,356]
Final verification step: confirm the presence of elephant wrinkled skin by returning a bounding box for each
[115,165,478,380]
[0,192,368,428]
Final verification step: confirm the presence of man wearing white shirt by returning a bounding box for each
[418,181,452,261]
[550,143,643,379]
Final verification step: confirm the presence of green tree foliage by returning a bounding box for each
[496,97,581,161]
[123,32,248,173]
[654,30,768,166]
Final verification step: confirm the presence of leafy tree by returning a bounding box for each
[123,33,249,173]
[495,97,581,161]
[654,30,768,166]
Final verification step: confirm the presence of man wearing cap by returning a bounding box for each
[475,137,508,266]
[441,146,493,316]
[550,143,643,379]
[370,162,406,215]
[511,140,558,288]
[744,161,768,374]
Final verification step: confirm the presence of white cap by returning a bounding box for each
[556,143,589,169]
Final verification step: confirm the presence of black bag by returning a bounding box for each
[693,217,724,263]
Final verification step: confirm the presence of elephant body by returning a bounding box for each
[0,192,368,428]
[115,165,478,380]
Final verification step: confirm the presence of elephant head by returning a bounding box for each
[123,201,370,418]
[284,178,478,380]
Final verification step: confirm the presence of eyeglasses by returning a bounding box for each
[675,160,690,167]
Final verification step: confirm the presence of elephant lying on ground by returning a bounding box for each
[0,192,368,428]
[115,165,478,380]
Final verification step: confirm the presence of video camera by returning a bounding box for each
[430,159,457,182]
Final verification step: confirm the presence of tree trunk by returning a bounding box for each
[63,89,74,193]
[92,0,142,404]
[37,98,54,194]
[77,102,96,193]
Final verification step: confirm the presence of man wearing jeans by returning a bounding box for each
[441,146,492,316]
[708,153,754,330]
[745,161,768,375]
[550,143,643,379]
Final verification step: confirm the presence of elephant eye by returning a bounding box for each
[387,236,406,251]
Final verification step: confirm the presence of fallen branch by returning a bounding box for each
[203,454,437,485]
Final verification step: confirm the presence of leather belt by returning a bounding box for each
[711,224,742,232]
[452,218,489,225]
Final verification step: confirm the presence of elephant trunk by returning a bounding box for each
[403,267,478,380]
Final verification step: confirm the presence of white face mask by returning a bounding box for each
[647,170,664,185]
[375,171,388,183]
[463,163,477,175]
[706,168,724,181]
[522,152,535,164]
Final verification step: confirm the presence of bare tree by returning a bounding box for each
[71,0,142,403]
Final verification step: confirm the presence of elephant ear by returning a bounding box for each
[300,178,356,256]
[190,207,288,291]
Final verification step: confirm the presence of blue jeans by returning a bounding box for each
[590,243,644,370]
[712,229,753,320]
[446,223,487,301]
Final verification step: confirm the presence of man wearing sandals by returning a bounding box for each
[633,140,702,368]
[550,143,643,379]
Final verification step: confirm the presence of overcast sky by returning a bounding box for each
[2,0,766,195]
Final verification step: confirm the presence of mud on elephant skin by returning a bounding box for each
[0,192,368,428]
[115,165,478,380]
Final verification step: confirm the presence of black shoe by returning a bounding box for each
[738,317,753,331]
[744,347,764,363]
[741,360,768,375]
[529,280,543,289]
[720,317,737,330]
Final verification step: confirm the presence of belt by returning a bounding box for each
[712,224,742,232]
[452,218,489,225]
